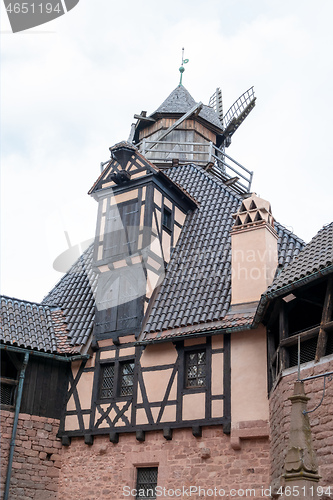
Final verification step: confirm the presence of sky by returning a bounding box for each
[1,0,333,303]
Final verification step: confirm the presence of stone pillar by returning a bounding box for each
[281,381,320,500]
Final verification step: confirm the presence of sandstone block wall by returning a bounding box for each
[270,358,333,487]
[58,427,270,500]
[0,410,62,500]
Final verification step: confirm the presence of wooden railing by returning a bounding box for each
[139,139,253,193]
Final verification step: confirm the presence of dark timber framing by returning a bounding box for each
[58,332,231,439]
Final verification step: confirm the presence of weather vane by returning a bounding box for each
[179,48,189,86]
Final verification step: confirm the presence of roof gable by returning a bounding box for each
[88,142,158,195]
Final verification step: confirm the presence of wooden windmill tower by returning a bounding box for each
[128,56,256,194]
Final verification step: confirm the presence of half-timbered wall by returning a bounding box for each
[92,168,187,340]
[59,333,230,438]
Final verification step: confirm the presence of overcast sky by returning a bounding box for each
[1,0,333,303]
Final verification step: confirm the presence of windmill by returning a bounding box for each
[208,86,256,149]
[125,66,256,194]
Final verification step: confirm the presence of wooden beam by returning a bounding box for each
[163,428,173,441]
[279,302,289,370]
[280,326,320,347]
[192,426,202,438]
[133,114,156,122]
[84,434,94,445]
[315,277,333,362]
[128,123,136,143]
[61,436,71,446]
[145,102,203,151]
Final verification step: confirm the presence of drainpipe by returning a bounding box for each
[4,352,29,500]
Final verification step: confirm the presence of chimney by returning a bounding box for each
[231,193,278,305]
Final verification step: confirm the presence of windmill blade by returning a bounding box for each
[222,86,256,145]
[208,87,223,122]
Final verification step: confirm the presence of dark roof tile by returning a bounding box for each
[140,164,305,342]
[267,222,333,295]
[0,296,59,353]
[151,85,224,131]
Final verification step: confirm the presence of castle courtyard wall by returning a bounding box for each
[0,411,61,500]
[269,357,333,489]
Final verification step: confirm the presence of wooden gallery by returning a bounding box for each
[1,84,333,500]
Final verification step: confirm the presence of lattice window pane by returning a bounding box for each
[0,383,15,406]
[289,336,319,367]
[100,364,114,399]
[120,361,134,396]
[185,350,206,388]
[136,467,158,499]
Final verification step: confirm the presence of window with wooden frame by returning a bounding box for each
[185,349,206,388]
[119,360,135,396]
[136,467,158,499]
[99,363,115,399]
[99,359,135,399]
[162,206,172,232]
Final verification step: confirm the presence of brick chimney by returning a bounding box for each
[231,193,278,305]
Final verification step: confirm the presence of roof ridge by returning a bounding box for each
[0,295,48,308]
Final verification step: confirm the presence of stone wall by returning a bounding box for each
[270,357,333,488]
[58,427,270,500]
[0,410,62,500]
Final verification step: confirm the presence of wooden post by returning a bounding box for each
[279,301,289,371]
[208,141,213,164]
[315,277,333,362]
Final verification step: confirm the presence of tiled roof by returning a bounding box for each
[0,296,59,353]
[140,164,305,341]
[151,85,224,131]
[41,164,304,347]
[142,308,256,343]
[267,222,333,295]
[42,246,97,348]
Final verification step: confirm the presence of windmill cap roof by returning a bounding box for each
[150,85,224,131]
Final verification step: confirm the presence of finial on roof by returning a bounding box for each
[179,47,189,86]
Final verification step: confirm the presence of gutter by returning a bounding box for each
[4,352,29,500]
[136,323,253,346]
[0,344,90,362]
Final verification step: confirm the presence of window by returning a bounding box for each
[1,351,19,409]
[136,467,158,499]
[185,350,206,388]
[99,360,134,399]
[162,206,172,232]
[119,361,134,396]
[100,363,115,399]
